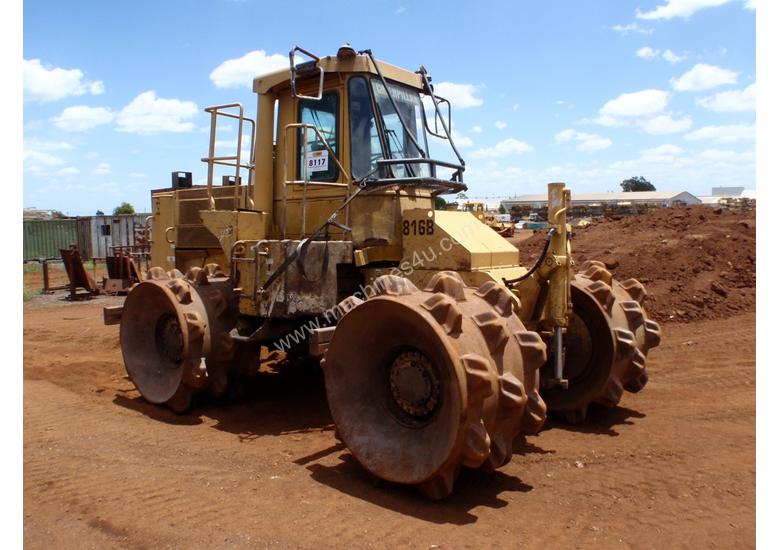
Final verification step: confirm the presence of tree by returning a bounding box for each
[620,176,656,192]
[95,209,105,216]
[434,196,447,210]
[498,204,506,214]
[113,202,135,215]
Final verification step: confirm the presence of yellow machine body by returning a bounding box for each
[119,45,660,499]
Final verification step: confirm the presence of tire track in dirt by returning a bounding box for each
[24,297,755,548]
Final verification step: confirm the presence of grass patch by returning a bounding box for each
[23,287,40,302]
[23,262,40,273]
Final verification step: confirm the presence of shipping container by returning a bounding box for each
[22,219,78,261]
[22,214,151,262]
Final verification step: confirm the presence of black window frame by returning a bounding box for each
[296,90,341,183]
[347,75,389,181]
[368,77,431,179]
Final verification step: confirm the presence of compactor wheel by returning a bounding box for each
[541,260,662,423]
[323,272,547,499]
[119,264,238,412]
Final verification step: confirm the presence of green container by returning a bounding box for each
[23,219,79,261]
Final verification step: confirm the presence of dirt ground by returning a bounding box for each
[23,207,756,549]
[512,205,756,324]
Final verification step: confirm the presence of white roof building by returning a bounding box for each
[502,191,701,210]
[698,187,756,205]
[452,197,506,211]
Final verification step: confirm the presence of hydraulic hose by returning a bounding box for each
[503,227,556,286]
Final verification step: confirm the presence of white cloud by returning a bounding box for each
[576,135,612,153]
[215,138,252,161]
[697,148,755,161]
[697,83,755,111]
[24,138,74,152]
[685,123,755,142]
[555,129,612,152]
[642,144,684,157]
[23,59,104,102]
[471,138,533,159]
[637,0,734,20]
[641,114,693,134]
[636,47,686,63]
[51,105,114,132]
[56,166,80,176]
[450,129,474,148]
[590,90,689,135]
[24,150,65,174]
[116,91,198,134]
[495,120,508,130]
[433,82,484,108]
[471,125,482,133]
[590,114,627,127]
[662,50,686,63]
[599,89,670,119]
[93,162,111,175]
[612,23,654,35]
[210,50,296,88]
[23,139,74,175]
[744,0,755,9]
[636,47,660,60]
[465,145,753,197]
[671,63,738,91]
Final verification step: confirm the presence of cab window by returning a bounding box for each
[297,91,339,182]
[370,79,429,178]
[348,77,384,180]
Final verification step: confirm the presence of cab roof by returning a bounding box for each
[252,53,424,95]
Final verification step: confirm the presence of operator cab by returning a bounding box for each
[255,45,467,195]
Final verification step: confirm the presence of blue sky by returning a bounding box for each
[23,0,756,215]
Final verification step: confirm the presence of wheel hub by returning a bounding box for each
[155,314,184,364]
[562,312,593,382]
[389,350,439,422]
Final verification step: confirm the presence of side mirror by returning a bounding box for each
[429,94,452,137]
[289,46,324,101]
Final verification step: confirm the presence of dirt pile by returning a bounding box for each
[514,205,756,323]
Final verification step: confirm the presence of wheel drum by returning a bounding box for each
[541,260,662,421]
[323,272,547,499]
[119,265,237,411]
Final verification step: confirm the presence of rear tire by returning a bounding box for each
[540,261,661,422]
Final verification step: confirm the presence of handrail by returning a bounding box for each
[417,66,466,169]
[281,122,352,238]
[200,103,256,211]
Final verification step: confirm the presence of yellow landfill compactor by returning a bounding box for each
[106,45,661,499]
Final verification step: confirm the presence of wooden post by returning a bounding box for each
[41,260,49,293]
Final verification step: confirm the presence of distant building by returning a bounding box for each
[453,197,505,211]
[697,186,756,206]
[23,208,53,220]
[502,191,701,211]
[711,186,745,196]
[23,213,151,261]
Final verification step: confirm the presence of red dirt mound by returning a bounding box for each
[514,205,756,323]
